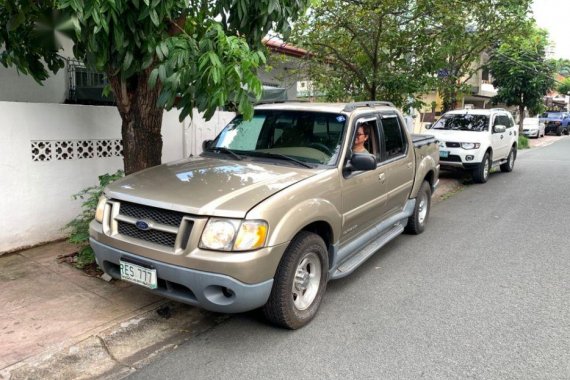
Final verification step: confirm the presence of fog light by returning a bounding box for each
[466,155,474,161]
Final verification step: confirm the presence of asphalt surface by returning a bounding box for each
[130,138,570,380]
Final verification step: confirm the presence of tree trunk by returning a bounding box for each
[442,87,458,113]
[441,75,459,113]
[108,66,164,175]
[518,104,525,133]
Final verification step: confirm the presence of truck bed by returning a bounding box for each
[411,134,437,148]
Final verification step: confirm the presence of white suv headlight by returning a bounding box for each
[200,218,268,251]
[461,143,481,150]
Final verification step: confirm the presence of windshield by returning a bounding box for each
[432,114,489,132]
[208,110,347,166]
[541,112,563,118]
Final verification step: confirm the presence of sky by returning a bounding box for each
[532,0,570,59]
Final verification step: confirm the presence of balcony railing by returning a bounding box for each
[66,59,115,105]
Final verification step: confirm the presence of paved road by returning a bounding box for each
[131,138,570,380]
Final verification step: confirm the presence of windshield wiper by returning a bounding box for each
[246,151,313,168]
[206,147,242,160]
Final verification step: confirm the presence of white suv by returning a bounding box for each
[426,108,517,183]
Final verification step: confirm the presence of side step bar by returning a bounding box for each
[331,224,404,280]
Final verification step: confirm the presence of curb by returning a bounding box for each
[1,302,227,380]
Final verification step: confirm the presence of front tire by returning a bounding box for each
[472,152,491,183]
[500,146,516,173]
[263,232,328,329]
[405,181,431,235]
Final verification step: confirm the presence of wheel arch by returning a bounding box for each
[300,221,335,270]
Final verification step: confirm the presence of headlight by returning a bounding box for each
[200,219,268,251]
[461,142,480,150]
[95,196,107,223]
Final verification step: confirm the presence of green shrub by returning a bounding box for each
[518,135,529,149]
[65,171,124,268]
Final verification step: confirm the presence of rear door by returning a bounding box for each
[378,112,414,217]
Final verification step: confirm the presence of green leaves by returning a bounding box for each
[290,0,440,106]
[153,22,264,122]
[65,170,124,269]
[489,25,555,118]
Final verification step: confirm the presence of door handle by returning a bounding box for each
[407,162,413,169]
[379,173,386,183]
[500,135,504,139]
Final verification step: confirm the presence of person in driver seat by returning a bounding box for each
[352,124,370,154]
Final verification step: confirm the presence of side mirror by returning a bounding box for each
[424,123,432,130]
[349,153,376,171]
[202,139,213,151]
[493,125,506,133]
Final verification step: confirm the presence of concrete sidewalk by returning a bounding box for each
[0,175,474,380]
[0,241,223,380]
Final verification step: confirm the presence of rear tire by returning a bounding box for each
[405,181,431,235]
[557,127,562,136]
[263,232,328,329]
[500,146,516,173]
[472,152,490,184]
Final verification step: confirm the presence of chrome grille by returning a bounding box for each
[118,221,177,247]
[119,201,185,227]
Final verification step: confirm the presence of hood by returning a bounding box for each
[540,116,563,122]
[427,129,485,143]
[105,157,321,218]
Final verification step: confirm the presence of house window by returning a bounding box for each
[481,67,490,83]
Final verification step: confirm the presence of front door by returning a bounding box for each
[340,115,388,245]
[491,114,510,160]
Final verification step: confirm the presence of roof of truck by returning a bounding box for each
[255,101,397,114]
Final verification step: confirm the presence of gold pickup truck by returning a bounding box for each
[90,101,439,329]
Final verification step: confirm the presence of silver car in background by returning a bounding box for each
[522,117,545,138]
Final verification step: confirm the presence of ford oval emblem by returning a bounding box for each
[135,220,150,231]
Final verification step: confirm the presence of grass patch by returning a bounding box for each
[518,135,529,149]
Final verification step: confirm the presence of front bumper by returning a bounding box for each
[91,238,274,313]
[545,124,561,134]
[522,129,539,137]
[438,146,485,169]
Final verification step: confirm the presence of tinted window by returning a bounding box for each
[432,114,489,131]
[381,116,406,159]
[494,115,510,127]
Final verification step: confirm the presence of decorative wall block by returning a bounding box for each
[112,139,123,157]
[96,140,112,158]
[31,139,122,162]
[31,141,53,162]
[55,141,74,160]
[77,140,95,159]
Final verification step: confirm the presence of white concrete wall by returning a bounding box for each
[0,101,234,253]
[0,66,67,104]
[0,102,234,253]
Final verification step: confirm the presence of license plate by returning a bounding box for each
[120,260,157,289]
[439,150,449,158]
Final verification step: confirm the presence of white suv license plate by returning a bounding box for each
[120,260,157,289]
[439,150,449,158]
